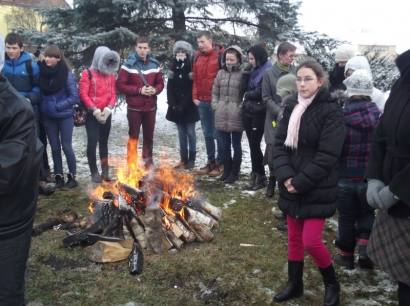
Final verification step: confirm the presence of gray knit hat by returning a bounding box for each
[276,74,297,98]
[343,69,373,97]
[173,40,193,58]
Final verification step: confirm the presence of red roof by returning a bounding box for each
[0,0,69,9]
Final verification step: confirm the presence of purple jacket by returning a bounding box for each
[340,98,380,180]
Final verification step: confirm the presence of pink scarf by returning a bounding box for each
[284,92,318,149]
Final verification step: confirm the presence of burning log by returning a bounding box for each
[193,199,222,221]
[138,208,164,254]
[185,207,218,230]
[189,223,214,242]
[163,228,184,249]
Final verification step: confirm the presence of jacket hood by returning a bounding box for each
[173,40,193,58]
[5,50,32,66]
[344,56,372,79]
[124,52,159,68]
[222,45,244,68]
[343,99,380,131]
[91,46,120,75]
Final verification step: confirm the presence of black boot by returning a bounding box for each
[319,264,340,306]
[357,243,374,269]
[398,281,410,306]
[55,174,65,189]
[186,151,196,170]
[65,173,78,189]
[252,173,266,191]
[219,158,232,182]
[245,172,256,190]
[274,261,304,302]
[225,160,241,184]
[266,176,276,197]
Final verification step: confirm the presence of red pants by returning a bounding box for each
[287,216,332,268]
[127,109,156,166]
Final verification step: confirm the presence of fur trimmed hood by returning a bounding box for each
[91,46,120,75]
[173,40,193,58]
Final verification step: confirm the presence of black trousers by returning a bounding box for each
[243,115,265,175]
[85,113,112,174]
[399,281,410,306]
[0,224,33,306]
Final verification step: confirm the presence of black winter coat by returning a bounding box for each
[329,64,346,93]
[273,89,346,219]
[0,76,42,240]
[366,66,410,218]
[166,59,199,124]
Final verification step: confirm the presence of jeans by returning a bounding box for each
[217,130,243,164]
[0,223,33,306]
[176,122,196,160]
[43,116,76,175]
[86,113,112,174]
[287,216,332,268]
[127,109,156,166]
[335,179,375,253]
[243,115,265,175]
[197,101,220,163]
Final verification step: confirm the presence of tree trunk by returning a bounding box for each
[172,1,186,35]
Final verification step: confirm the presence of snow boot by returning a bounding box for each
[54,174,65,189]
[252,173,266,191]
[266,176,276,197]
[274,261,304,302]
[334,254,355,270]
[319,264,340,306]
[65,173,78,189]
[225,160,241,184]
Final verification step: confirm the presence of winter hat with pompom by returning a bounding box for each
[0,35,4,71]
[276,74,297,98]
[343,69,373,97]
[334,44,355,63]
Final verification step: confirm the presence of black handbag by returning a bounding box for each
[242,97,266,115]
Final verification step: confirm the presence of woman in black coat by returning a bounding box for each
[366,49,410,306]
[166,40,199,169]
[273,60,345,306]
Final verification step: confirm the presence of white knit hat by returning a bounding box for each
[343,69,373,97]
[334,44,355,63]
[344,55,372,79]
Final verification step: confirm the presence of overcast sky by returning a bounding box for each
[299,0,410,53]
[65,0,409,53]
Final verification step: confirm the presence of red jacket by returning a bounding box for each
[79,69,117,110]
[192,45,223,102]
[116,54,164,112]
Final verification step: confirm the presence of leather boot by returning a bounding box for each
[252,173,266,191]
[225,160,241,184]
[219,158,232,181]
[274,261,304,302]
[266,176,276,197]
[319,264,340,306]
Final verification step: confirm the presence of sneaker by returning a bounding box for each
[38,181,55,196]
[209,164,223,177]
[334,254,355,270]
[65,173,78,189]
[55,174,65,189]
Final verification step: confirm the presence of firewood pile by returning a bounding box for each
[62,158,222,275]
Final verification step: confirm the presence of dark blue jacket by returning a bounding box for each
[2,51,41,116]
[40,72,79,119]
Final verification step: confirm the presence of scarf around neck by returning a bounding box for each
[284,91,318,149]
[39,60,68,95]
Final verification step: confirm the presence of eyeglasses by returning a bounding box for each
[296,77,316,84]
